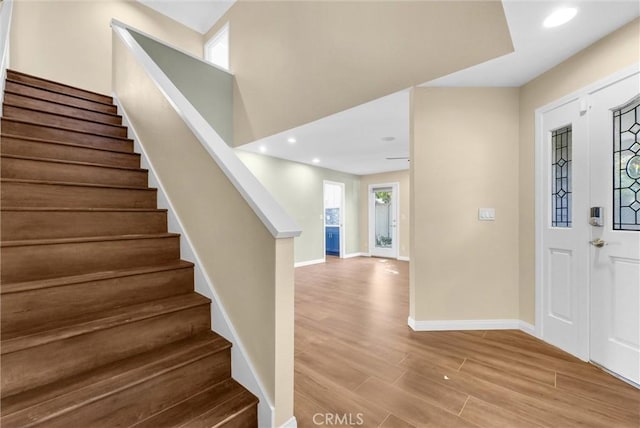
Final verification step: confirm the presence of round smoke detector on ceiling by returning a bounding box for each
[381,136,396,142]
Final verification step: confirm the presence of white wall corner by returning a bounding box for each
[397,256,410,262]
[114,96,275,428]
[294,258,326,268]
[280,416,298,428]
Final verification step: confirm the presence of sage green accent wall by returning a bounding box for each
[237,151,360,264]
[129,29,233,145]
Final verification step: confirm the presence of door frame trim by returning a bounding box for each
[534,63,640,353]
[323,180,346,259]
[368,182,400,259]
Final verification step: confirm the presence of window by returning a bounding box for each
[613,97,640,231]
[205,23,229,70]
[551,126,572,227]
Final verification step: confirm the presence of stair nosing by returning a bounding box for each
[5,76,113,107]
[132,379,249,428]
[0,334,231,425]
[8,70,114,103]
[0,294,212,355]
[0,207,167,212]
[3,90,122,119]
[0,153,148,173]
[185,390,258,428]
[1,117,133,143]
[1,261,193,295]
[1,233,180,248]
[1,133,139,156]
[3,103,128,131]
[0,177,155,191]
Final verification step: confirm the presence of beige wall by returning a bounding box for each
[360,170,410,259]
[411,87,520,321]
[113,36,294,425]
[518,18,640,324]
[10,0,202,95]
[236,151,361,264]
[206,0,513,146]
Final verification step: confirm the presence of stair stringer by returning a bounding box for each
[114,96,279,428]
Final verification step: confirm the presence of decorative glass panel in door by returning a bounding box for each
[375,188,392,249]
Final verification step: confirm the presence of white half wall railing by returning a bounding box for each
[0,0,14,106]
[111,19,301,240]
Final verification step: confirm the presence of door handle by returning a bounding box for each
[590,238,606,248]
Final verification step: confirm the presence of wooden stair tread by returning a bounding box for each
[6,70,113,106]
[1,117,133,142]
[0,332,230,424]
[1,233,179,248]
[3,103,127,131]
[3,90,122,119]
[0,133,137,156]
[132,379,257,428]
[1,293,211,353]
[0,207,167,212]
[1,260,193,295]
[0,154,147,172]
[0,177,154,191]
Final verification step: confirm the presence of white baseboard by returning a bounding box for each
[116,97,276,428]
[519,321,537,337]
[344,252,367,259]
[294,258,325,268]
[280,416,298,428]
[397,256,410,262]
[408,317,538,338]
[408,317,521,331]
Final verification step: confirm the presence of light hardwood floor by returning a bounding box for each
[294,256,640,428]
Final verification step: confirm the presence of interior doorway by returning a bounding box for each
[536,66,640,386]
[323,181,345,258]
[369,183,399,259]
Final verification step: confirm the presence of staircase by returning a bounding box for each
[0,69,258,427]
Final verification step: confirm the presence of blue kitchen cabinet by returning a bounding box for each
[325,226,340,256]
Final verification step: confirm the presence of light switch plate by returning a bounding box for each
[479,208,495,221]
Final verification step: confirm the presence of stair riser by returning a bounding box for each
[1,157,148,187]
[3,93,122,125]
[7,71,113,105]
[5,81,117,114]
[1,119,132,152]
[44,350,230,428]
[1,236,180,283]
[217,406,258,428]
[0,305,212,396]
[1,210,167,241]
[1,267,194,334]
[1,181,157,209]
[3,105,128,138]
[0,136,140,168]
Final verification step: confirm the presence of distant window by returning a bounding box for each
[205,23,229,70]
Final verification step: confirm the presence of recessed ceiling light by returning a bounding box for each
[381,136,396,142]
[312,158,320,164]
[259,145,267,153]
[543,7,577,28]
[287,137,297,144]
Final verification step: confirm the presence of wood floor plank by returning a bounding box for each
[294,257,639,428]
[459,396,544,428]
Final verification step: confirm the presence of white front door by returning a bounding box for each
[588,73,640,385]
[540,100,590,360]
[369,183,398,258]
[539,68,640,385]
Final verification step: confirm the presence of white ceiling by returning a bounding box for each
[139,0,235,34]
[140,0,639,176]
